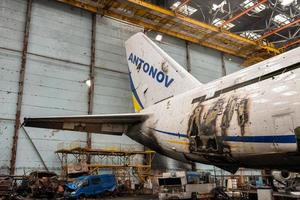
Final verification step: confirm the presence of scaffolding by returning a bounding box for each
[55,146,155,183]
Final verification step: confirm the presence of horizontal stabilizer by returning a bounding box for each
[23,113,149,135]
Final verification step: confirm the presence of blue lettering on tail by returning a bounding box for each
[156,71,164,83]
[148,66,157,78]
[165,75,174,87]
[128,53,174,88]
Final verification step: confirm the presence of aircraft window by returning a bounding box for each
[191,62,299,104]
[91,177,101,185]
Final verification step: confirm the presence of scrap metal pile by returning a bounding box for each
[0,171,64,199]
[0,171,121,199]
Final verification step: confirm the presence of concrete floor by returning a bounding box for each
[13,194,159,200]
[102,195,158,200]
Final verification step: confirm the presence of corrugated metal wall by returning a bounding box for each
[0,0,27,174]
[0,0,243,175]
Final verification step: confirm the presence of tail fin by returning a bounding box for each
[125,32,201,112]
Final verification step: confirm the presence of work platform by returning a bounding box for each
[55,146,155,183]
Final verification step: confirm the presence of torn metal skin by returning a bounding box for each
[221,96,237,136]
[187,99,225,154]
[237,98,249,136]
[187,95,251,161]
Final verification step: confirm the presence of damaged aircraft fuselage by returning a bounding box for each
[23,33,300,174]
[126,48,300,173]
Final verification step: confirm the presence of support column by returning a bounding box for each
[10,0,33,175]
[221,52,227,76]
[185,41,191,73]
[87,14,96,150]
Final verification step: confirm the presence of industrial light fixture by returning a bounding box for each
[212,18,235,30]
[155,34,163,42]
[85,79,92,87]
[170,1,198,16]
[273,14,291,25]
[240,0,266,13]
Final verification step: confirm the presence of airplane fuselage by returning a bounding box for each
[127,58,300,172]
[23,33,300,174]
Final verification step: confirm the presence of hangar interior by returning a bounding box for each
[0,0,299,199]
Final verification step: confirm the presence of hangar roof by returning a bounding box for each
[55,0,299,65]
[151,0,299,50]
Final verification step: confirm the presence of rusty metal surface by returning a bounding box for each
[185,41,191,73]
[221,52,226,76]
[87,13,97,150]
[10,0,33,175]
[0,176,14,196]
[27,171,60,198]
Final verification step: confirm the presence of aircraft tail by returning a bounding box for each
[125,32,201,112]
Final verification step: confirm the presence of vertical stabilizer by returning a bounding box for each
[125,32,201,112]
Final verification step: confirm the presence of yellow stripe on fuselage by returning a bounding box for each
[132,93,142,112]
[165,139,189,145]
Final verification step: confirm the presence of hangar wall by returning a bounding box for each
[0,0,243,175]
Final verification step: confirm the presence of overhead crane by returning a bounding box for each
[54,0,295,65]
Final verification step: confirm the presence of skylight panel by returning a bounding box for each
[212,0,227,12]
[279,0,295,6]
[171,1,198,16]
[273,14,291,25]
[212,18,235,30]
[240,0,266,13]
[240,31,262,40]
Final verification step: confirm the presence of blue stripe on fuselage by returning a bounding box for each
[223,135,296,143]
[151,128,296,144]
[151,128,188,138]
[128,71,144,109]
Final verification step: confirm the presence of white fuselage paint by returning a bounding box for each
[126,47,300,171]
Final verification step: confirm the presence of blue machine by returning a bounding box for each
[65,174,116,198]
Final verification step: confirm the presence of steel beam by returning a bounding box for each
[87,13,96,150]
[10,0,33,175]
[106,11,249,57]
[259,18,300,40]
[222,0,268,28]
[55,0,281,58]
[221,52,227,76]
[125,0,278,52]
[185,41,191,73]
[281,38,300,49]
[22,127,49,171]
